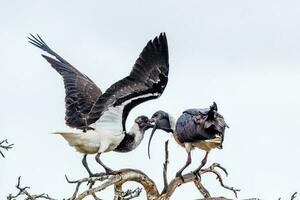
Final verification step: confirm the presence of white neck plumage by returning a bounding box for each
[114,122,145,152]
[128,122,145,148]
[167,113,177,132]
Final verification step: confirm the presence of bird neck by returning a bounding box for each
[128,123,145,147]
[114,123,144,152]
[166,114,183,145]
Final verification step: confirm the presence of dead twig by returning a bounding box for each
[122,187,142,200]
[113,182,142,200]
[291,192,297,200]
[201,163,241,198]
[7,177,56,200]
[0,139,14,158]
[161,140,169,194]
[157,139,239,200]
[65,174,109,200]
[7,165,241,200]
[6,141,242,200]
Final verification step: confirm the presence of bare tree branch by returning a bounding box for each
[161,140,169,194]
[194,179,211,198]
[200,163,241,198]
[114,182,123,200]
[291,192,298,200]
[113,183,142,200]
[65,174,108,200]
[157,141,240,200]
[7,177,56,200]
[122,188,143,200]
[279,192,298,200]
[57,164,240,200]
[6,140,258,200]
[0,139,13,158]
[62,169,158,200]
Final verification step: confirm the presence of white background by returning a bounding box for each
[1,1,300,199]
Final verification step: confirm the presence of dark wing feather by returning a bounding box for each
[176,108,228,143]
[87,33,169,131]
[29,34,102,129]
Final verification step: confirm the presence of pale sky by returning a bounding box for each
[1,1,300,199]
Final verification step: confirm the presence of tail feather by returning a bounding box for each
[52,131,100,154]
[53,131,82,146]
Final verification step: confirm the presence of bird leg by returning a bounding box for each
[82,154,104,187]
[192,151,209,179]
[175,151,192,181]
[95,153,114,174]
[82,154,94,177]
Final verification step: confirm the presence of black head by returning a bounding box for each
[134,115,153,131]
[147,110,173,159]
[150,111,173,132]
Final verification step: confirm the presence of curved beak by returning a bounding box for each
[147,118,159,159]
[145,119,155,129]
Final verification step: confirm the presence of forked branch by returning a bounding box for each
[6,141,246,200]
[0,139,14,158]
[62,141,240,200]
[7,177,55,200]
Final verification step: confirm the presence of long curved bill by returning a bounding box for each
[147,122,159,159]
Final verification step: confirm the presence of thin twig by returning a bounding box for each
[201,163,240,198]
[291,192,297,200]
[0,139,14,158]
[65,174,108,200]
[122,188,142,200]
[161,140,169,194]
[159,162,240,199]
[75,175,123,200]
[7,177,56,200]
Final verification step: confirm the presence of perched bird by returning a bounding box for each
[29,33,169,175]
[147,102,228,178]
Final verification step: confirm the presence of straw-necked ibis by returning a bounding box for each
[29,33,169,175]
[148,102,228,178]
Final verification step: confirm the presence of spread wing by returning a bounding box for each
[87,33,169,132]
[29,34,102,130]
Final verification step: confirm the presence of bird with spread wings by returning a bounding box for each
[29,33,169,175]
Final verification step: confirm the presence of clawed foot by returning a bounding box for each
[87,173,97,186]
[192,170,201,181]
[175,172,185,182]
[88,168,116,177]
[84,164,117,186]
[87,172,107,186]
[87,178,95,187]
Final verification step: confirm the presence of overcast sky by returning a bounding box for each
[1,0,300,199]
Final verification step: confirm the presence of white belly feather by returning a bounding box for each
[54,129,124,154]
[55,105,126,154]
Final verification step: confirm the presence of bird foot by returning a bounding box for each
[192,170,201,181]
[175,172,185,182]
[87,174,96,187]
[87,179,95,187]
[86,172,107,186]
